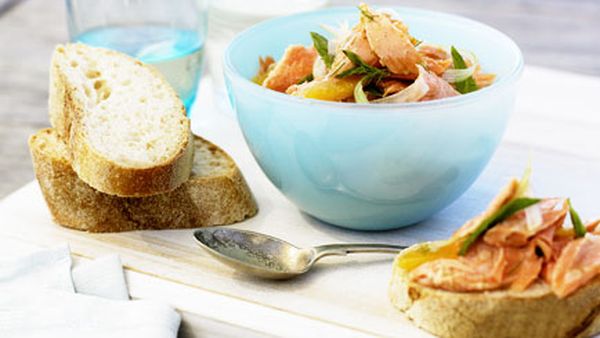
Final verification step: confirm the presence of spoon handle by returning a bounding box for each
[313,243,407,260]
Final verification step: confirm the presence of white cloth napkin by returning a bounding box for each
[0,245,181,338]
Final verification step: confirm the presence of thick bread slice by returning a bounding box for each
[29,129,257,232]
[49,43,193,197]
[389,261,600,338]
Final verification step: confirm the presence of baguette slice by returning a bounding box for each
[390,257,600,338]
[29,129,257,232]
[49,43,193,197]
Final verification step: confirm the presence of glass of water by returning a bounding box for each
[65,0,207,114]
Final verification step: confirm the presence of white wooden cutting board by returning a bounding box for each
[0,66,599,337]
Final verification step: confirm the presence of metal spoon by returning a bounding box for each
[193,227,407,280]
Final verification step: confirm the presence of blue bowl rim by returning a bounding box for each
[224,6,524,113]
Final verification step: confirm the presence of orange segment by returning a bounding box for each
[287,77,358,102]
[395,239,460,272]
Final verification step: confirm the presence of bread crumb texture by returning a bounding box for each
[54,43,188,167]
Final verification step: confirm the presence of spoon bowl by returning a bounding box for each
[193,227,407,280]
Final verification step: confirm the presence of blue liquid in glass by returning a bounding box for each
[75,26,204,112]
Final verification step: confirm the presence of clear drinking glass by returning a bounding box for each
[65,0,208,113]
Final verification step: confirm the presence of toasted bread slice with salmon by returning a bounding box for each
[389,178,600,338]
[390,270,600,338]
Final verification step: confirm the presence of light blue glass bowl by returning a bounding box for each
[224,7,523,230]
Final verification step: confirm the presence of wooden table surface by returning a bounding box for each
[0,0,599,199]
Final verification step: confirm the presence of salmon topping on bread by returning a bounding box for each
[550,228,600,297]
[396,175,600,298]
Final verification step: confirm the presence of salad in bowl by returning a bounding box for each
[224,3,522,230]
[254,4,495,104]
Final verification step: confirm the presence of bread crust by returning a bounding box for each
[389,258,600,338]
[49,44,194,197]
[29,129,257,232]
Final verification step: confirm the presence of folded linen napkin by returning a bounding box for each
[0,245,181,338]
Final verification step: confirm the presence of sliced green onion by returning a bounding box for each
[568,199,586,238]
[450,46,478,94]
[310,32,334,69]
[336,50,388,79]
[459,197,542,255]
[443,48,478,83]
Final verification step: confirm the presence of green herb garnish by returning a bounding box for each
[297,73,314,85]
[450,46,478,94]
[336,50,388,80]
[310,32,334,69]
[568,199,586,238]
[358,4,374,20]
[459,197,542,255]
[363,83,384,98]
[354,76,369,103]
